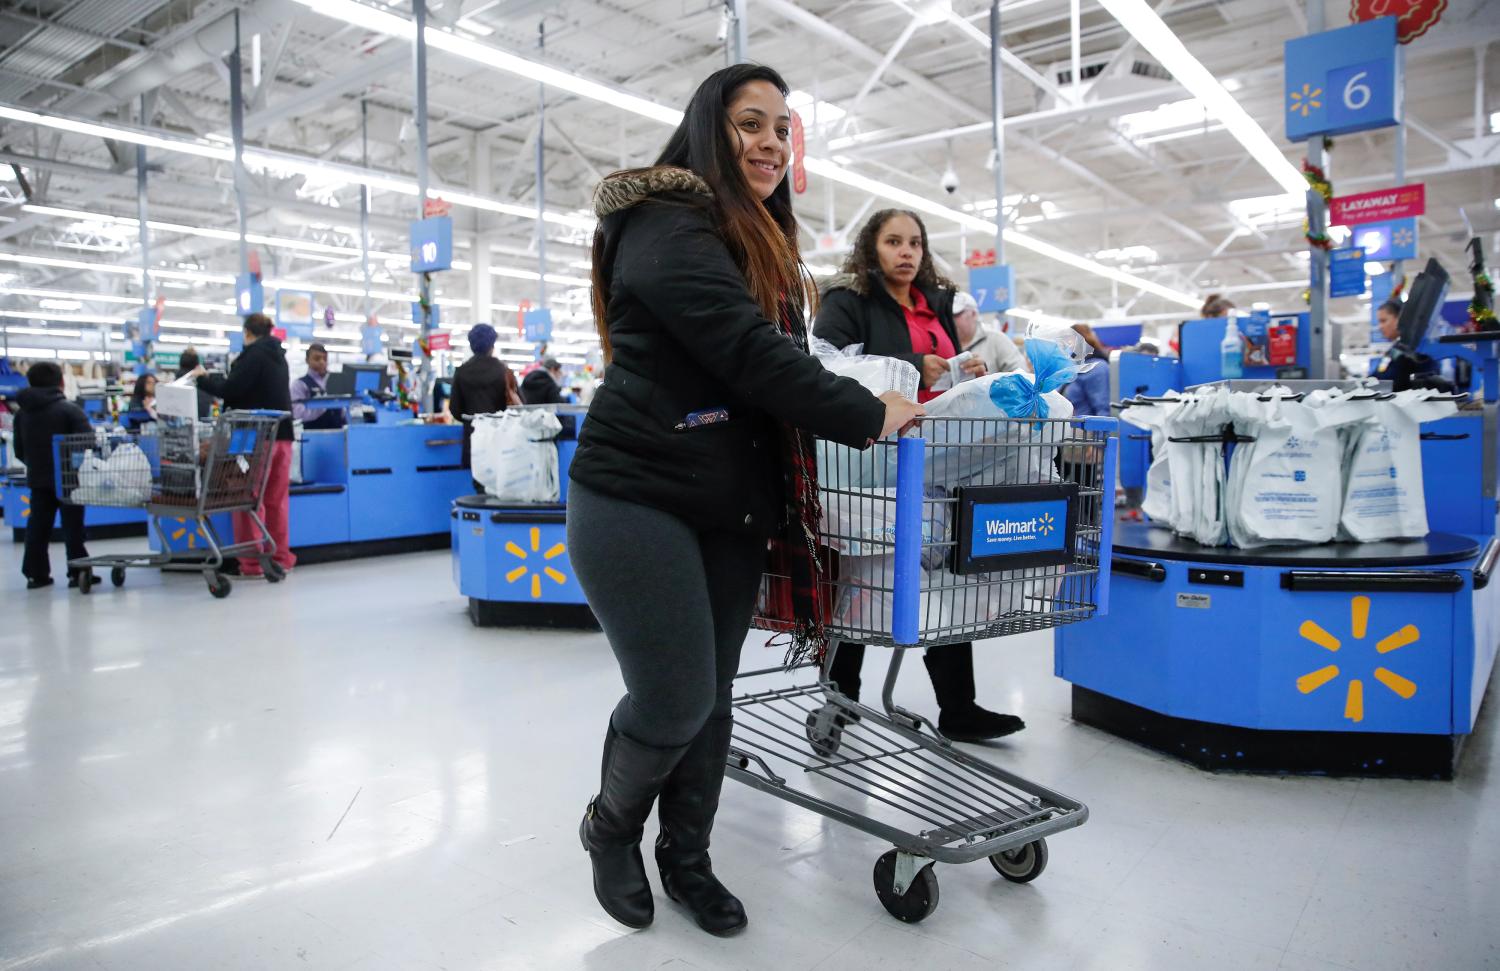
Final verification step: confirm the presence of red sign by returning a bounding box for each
[517,299,531,337]
[964,249,997,268]
[271,327,287,341]
[427,332,451,351]
[1330,183,1424,226]
[790,111,806,195]
[1269,322,1298,366]
[424,197,452,218]
[1350,0,1446,44]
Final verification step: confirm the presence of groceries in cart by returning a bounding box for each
[470,407,563,502]
[67,439,153,506]
[1125,383,1461,547]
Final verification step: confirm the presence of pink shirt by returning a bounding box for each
[902,289,955,403]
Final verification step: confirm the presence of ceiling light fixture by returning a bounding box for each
[1093,0,1305,195]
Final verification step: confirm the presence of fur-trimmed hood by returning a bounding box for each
[592,165,713,219]
[819,272,866,297]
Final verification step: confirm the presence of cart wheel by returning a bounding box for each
[989,839,1048,884]
[208,574,232,599]
[805,704,845,759]
[77,571,93,595]
[873,850,939,923]
[110,566,126,588]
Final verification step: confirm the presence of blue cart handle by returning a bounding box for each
[891,436,926,646]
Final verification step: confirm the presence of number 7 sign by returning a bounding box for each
[1284,17,1399,141]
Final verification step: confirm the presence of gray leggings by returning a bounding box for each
[568,481,767,748]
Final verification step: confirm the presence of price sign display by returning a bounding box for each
[969,264,1013,313]
[524,307,554,344]
[409,216,454,273]
[427,331,452,352]
[1329,247,1368,299]
[1284,17,1399,141]
[1351,218,1418,261]
[276,289,315,327]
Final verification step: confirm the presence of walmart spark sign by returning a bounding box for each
[1284,17,1399,141]
[409,216,453,273]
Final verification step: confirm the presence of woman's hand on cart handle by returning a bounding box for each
[878,391,925,438]
[920,355,947,389]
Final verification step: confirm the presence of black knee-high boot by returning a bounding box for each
[655,715,747,936]
[580,722,689,929]
[825,641,865,701]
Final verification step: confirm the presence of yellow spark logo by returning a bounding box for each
[167,516,205,550]
[504,527,568,599]
[1289,83,1322,118]
[20,493,30,520]
[1037,512,1056,536]
[1296,595,1419,723]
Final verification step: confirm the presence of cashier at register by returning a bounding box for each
[1373,299,1445,393]
[290,343,346,430]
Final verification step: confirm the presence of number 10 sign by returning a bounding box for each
[1284,17,1399,141]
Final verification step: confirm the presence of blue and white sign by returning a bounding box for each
[136,307,159,342]
[1284,17,1399,141]
[360,324,383,357]
[1351,218,1418,261]
[409,216,454,273]
[969,264,1013,313]
[283,321,315,341]
[524,307,554,344]
[228,330,245,353]
[236,273,264,315]
[410,302,440,327]
[276,289,315,327]
[1329,247,1368,299]
[970,499,1068,558]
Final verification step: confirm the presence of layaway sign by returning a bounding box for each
[1330,183,1424,227]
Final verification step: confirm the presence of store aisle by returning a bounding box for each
[2,539,1498,970]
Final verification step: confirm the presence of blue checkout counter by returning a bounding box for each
[1067,326,1500,778]
[147,423,472,562]
[2,473,148,541]
[450,427,598,629]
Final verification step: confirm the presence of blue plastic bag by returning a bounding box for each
[987,340,1084,419]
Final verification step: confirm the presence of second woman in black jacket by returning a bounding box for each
[570,65,921,937]
[813,209,1025,744]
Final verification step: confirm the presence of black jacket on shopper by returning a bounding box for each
[570,166,885,536]
[13,386,91,490]
[448,353,517,468]
[814,271,962,387]
[197,336,294,441]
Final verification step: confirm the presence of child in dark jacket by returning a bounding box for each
[14,361,92,589]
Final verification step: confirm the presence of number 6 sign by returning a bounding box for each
[1284,17,1399,141]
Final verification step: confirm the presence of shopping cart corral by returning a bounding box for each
[52,410,288,598]
[729,415,1117,922]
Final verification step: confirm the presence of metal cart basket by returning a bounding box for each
[731,414,1117,922]
[52,410,287,598]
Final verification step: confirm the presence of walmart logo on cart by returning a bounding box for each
[972,500,1067,555]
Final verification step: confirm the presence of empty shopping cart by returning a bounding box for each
[730,415,1117,922]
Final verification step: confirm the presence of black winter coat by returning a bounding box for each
[197,336,294,440]
[520,369,564,406]
[570,166,885,535]
[448,353,517,468]
[13,386,91,489]
[813,272,962,389]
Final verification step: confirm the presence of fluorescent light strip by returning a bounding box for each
[1094,0,1304,195]
[285,0,1196,307]
[3,325,84,337]
[0,104,231,160]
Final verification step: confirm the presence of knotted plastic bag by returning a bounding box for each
[987,338,1086,420]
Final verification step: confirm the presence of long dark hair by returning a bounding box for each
[591,64,811,357]
[840,209,956,296]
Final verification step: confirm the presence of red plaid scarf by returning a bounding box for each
[767,300,828,667]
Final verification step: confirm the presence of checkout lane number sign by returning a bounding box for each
[955,484,1078,574]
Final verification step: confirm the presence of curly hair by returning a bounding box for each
[839,209,956,294]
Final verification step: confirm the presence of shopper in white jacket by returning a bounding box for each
[953,291,1027,374]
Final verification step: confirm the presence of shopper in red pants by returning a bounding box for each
[191,313,296,577]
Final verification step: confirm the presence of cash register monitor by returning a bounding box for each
[1396,257,1450,349]
[326,364,390,396]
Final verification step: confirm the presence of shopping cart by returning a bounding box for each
[730,414,1116,923]
[52,410,287,598]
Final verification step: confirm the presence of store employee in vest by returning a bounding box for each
[290,343,346,430]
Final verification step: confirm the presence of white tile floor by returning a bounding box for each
[3,536,1499,970]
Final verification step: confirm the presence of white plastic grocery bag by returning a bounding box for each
[1340,390,1458,541]
[811,338,920,400]
[71,442,152,505]
[1120,394,1183,527]
[472,409,562,502]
